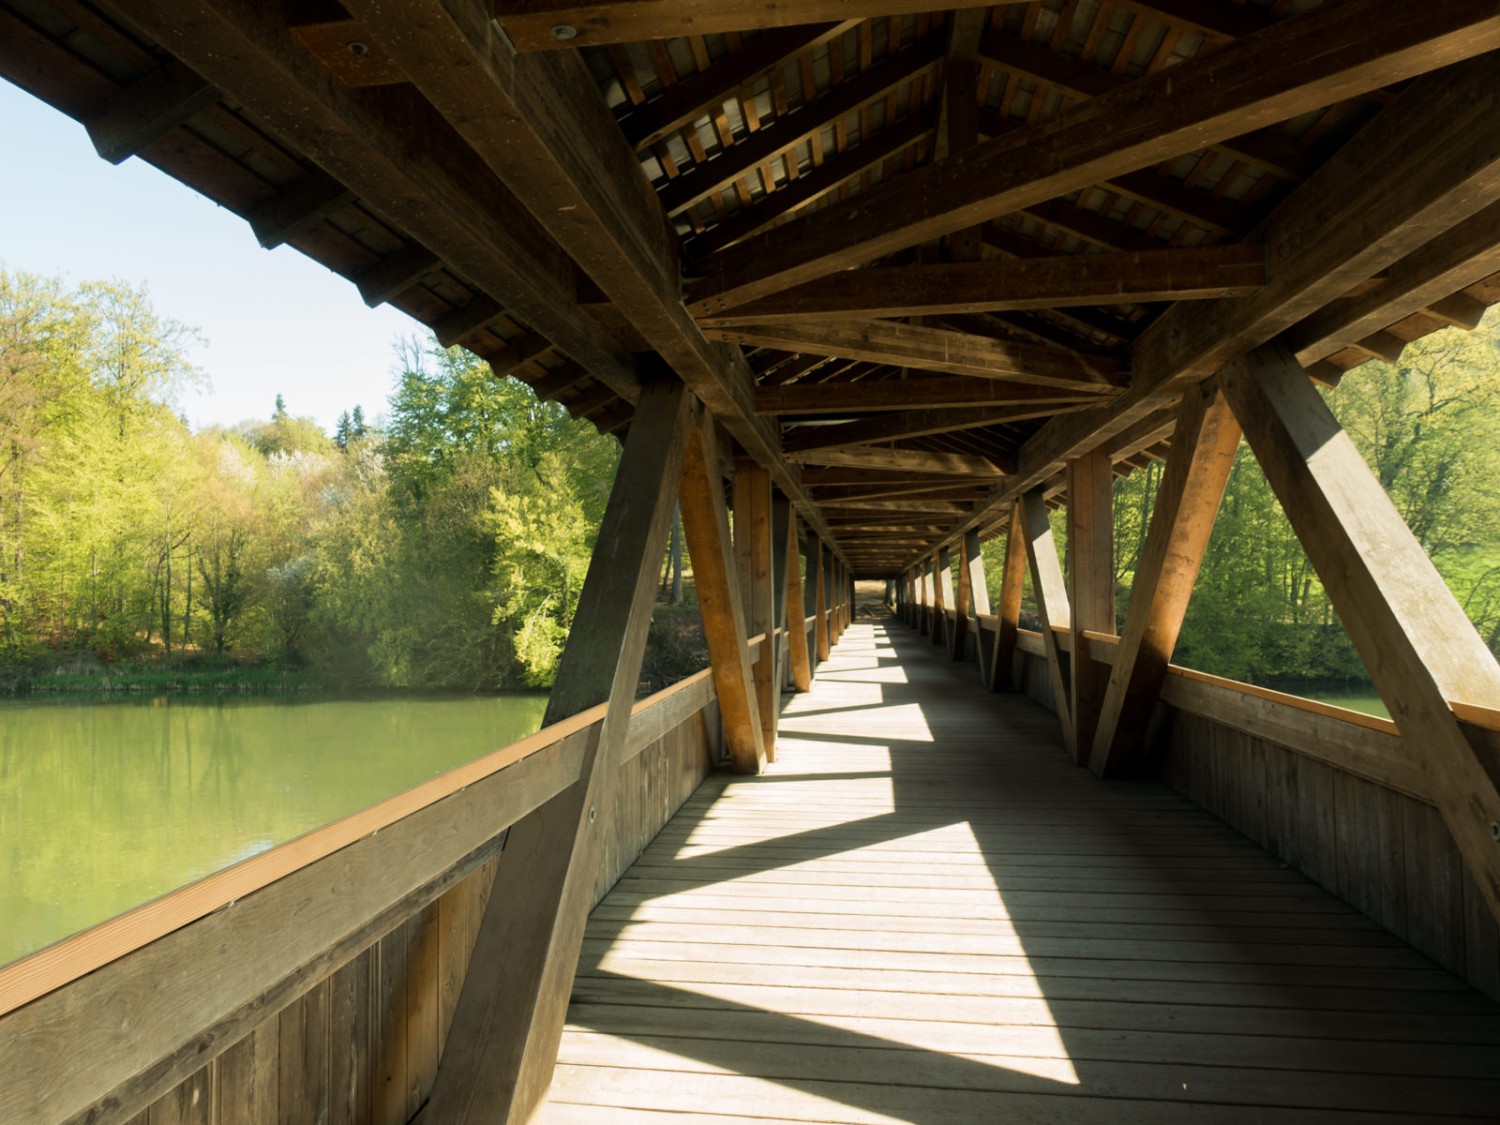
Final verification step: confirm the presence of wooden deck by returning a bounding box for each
[541,617,1500,1124]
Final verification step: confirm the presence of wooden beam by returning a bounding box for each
[785,510,813,692]
[954,47,1500,556]
[1022,489,1074,748]
[782,407,1048,454]
[493,1,1014,50]
[1285,197,1500,365]
[424,376,689,1125]
[734,460,777,762]
[935,545,954,651]
[701,246,1265,322]
[706,318,1123,390]
[622,23,850,151]
[686,114,933,259]
[1067,447,1116,767]
[1089,381,1242,777]
[771,492,792,698]
[1222,341,1500,924]
[126,0,644,400]
[435,296,505,348]
[657,37,944,218]
[758,376,1109,415]
[354,243,441,307]
[680,423,768,776]
[345,0,841,549]
[814,537,831,660]
[990,510,1026,687]
[961,528,988,676]
[694,0,1500,309]
[0,734,582,1125]
[247,168,353,250]
[83,58,219,164]
[788,446,1003,477]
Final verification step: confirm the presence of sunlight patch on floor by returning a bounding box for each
[781,702,933,742]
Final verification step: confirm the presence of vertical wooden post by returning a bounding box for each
[964,529,990,678]
[813,536,831,661]
[1224,341,1500,923]
[951,538,972,661]
[680,423,767,775]
[989,504,1027,692]
[734,460,777,763]
[785,513,813,692]
[816,546,840,660]
[1068,448,1116,765]
[931,550,950,647]
[422,377,690,1125]
[1023,489,1075,749]
[1089,382,1241,778]
[912,558,926,635]
[770,493,792,705]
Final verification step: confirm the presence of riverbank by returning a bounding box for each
[3,653,327,696]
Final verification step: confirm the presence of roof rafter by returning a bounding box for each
[703,245,1264,322]
[711,319,1124,389]
[343,0,844,549]
[693,0,1500,309]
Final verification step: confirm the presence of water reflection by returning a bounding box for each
[0,692,547,966]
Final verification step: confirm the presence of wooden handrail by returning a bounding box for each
[0,666,720,1019]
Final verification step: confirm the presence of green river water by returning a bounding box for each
[0,692,547,968]
[0,681,1388,971]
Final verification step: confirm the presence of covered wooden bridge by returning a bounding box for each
[3,0,1500,1121]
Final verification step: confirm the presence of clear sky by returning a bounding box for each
[0,77,418,432]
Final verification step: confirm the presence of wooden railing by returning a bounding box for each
[922,607,1500,1001]
[0,663,728,1123]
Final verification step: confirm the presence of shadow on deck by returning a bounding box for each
[542,618,1500,1123]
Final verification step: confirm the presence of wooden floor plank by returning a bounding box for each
[540,619,1500,1123]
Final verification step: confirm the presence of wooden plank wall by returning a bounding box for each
[964,617,1500,1004]
[108,695,717,1125]
[1158,708,1500,1004]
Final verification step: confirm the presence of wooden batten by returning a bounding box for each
[786,513,813,692]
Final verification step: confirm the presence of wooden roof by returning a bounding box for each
[5,0,1500,573]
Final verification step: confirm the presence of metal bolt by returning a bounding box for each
[588,805,597,823]
[346,40,369,56]
[1491,820,1500,842]
[551,23,579,40]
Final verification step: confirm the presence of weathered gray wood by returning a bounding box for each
[0,738,580,1125]
[1090,382,1241,778]
[1223,341,1500,924]
[424,377,691,1125]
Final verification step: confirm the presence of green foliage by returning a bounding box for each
[1112,312,1500,683]
[0,270,620,691]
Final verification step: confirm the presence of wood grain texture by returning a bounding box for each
[1225,342,1500,925]
[542,618,1500,1123]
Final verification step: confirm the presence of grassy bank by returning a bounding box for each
[18,661,325,696]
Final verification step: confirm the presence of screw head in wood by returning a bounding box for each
[551,24,579,40]
[345,40,369,56]
[1491,820,1500,842]
[589,805,597,823]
